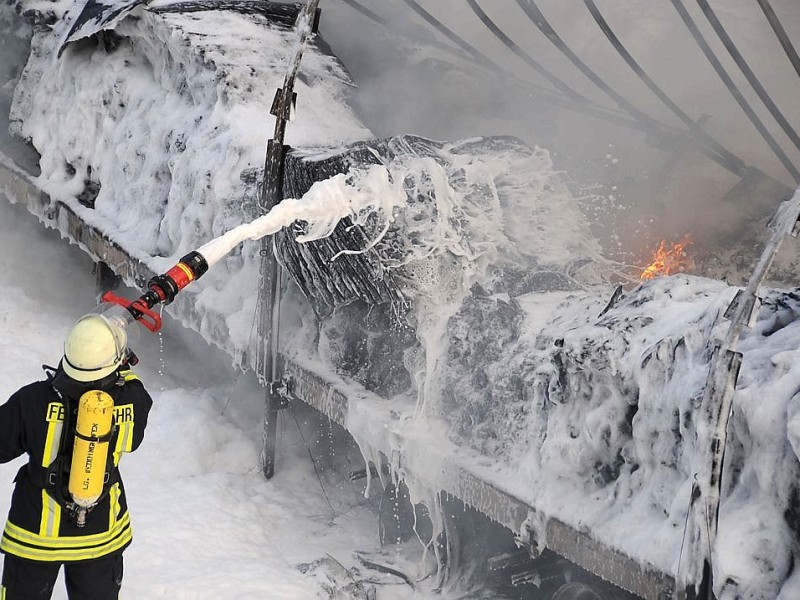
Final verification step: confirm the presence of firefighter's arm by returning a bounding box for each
[118,370,153,453]
[0,391,25,463]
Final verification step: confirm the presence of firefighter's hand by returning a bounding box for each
[117,369,139,384]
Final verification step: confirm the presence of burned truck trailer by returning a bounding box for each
[3,1,800,599]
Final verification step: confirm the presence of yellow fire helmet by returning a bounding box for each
[63,314,127,382]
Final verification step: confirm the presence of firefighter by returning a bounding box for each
[0,314,152,599]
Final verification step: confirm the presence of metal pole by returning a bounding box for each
[693,188,800,591]
[258,0,322,479]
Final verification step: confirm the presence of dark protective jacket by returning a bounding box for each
[0,365,152,562]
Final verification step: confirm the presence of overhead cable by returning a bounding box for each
[337,0,387,25]
[397,0,495,68]
[465,0,589,104]
[669,0,799,182]
[584,0,745,176]
[756,0,800,82]
[696,0,800,156]
[387,0,670,133]
[337,0,471,61]
[514,0,747,177]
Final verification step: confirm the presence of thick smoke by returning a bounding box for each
[5,0,800,280]
[316,0,800,281]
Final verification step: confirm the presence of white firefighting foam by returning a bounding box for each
[196,165,405,268]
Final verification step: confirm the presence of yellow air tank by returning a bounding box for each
[69,390,114,518]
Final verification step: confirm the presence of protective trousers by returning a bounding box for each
[0,553,122,600]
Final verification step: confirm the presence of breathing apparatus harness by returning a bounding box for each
[27,365,122,528]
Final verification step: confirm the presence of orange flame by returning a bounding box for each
[640,235,693,280]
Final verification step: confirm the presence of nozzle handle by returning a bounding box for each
[101,291,163,333]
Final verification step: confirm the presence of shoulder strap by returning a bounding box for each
[43,382,75,508]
